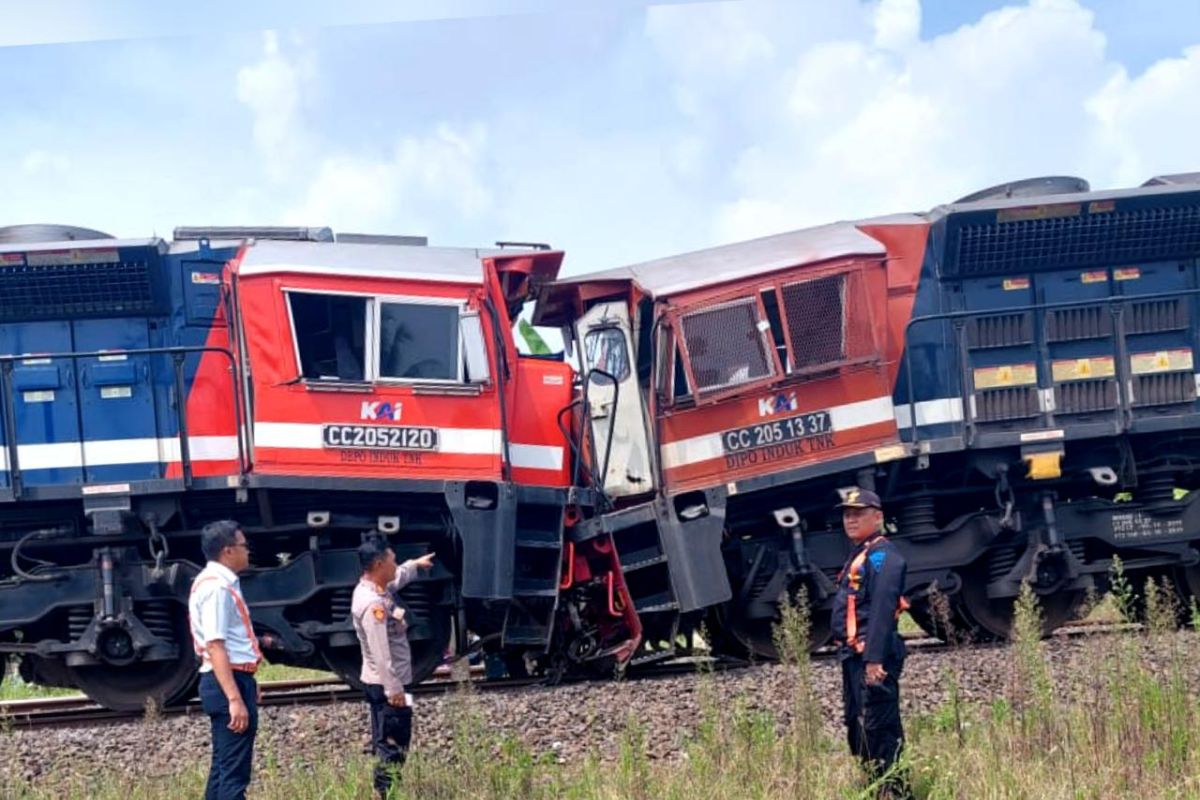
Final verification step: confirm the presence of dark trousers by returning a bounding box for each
[842,655,909,797]
[364,684,414,799]
[198,671,258,800]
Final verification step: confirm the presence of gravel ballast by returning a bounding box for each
[4,631,1199,792]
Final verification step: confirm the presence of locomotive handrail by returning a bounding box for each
[0,345,247,497]
[902,285,1200,451]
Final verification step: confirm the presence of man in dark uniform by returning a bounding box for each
[830,488,910,798]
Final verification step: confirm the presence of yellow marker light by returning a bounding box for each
[1024,451,1063,480]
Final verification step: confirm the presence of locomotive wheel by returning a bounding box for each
[66,615,199,712]
[955,566,1084,641]
[708,601,833,661]
[322,603,452,689]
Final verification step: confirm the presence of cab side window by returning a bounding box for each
[288,293,367,381]
[378,302,461,381]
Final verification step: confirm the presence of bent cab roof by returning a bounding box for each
[533,215,923,325]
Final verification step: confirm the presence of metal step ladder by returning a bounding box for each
[502,502,566,648]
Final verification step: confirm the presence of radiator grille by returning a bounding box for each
[968,313,1033,348]
[1055,379,1118,415]
[975,387,1039,422]
[1133,372,1196,407]
[0,259,159,321]
[1126,298,1188,334]
[948,202,1200,276]
[1047,306,1111,342]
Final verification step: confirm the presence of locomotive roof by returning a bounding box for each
[0,237,246,256]
[932,179,1200,217]
[0,237,164,255]
[546,217,921,299]
[237,239,527,284]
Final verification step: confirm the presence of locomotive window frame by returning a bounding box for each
[373,294,466,385]
[656,259,882,409]
[671,294,782,404]
[283,288,475,386]
[285,289,372,383]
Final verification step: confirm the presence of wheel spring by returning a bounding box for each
[139,601,174,641]
[1139,471,1176,510]
[988,546,1020,582]
[399,583,434,620]
[67,605,93,642]
[330,588,353,623]
[899,494,938,537]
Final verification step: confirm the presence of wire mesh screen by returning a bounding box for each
[780,272,873,371]
[0,260,158,321]
[680,298,773,393]
[950,203,1200,276]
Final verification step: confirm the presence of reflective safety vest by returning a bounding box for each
[837,535,910,655]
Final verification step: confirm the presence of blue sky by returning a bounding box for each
[2,0,1198,274]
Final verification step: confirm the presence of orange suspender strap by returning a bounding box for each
[843,548,870,653]
[189,574,263,664]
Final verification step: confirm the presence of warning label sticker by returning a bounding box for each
[974,363,1037,389]
[1051,356,1115,382]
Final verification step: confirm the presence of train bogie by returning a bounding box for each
[537,172,1200,657]
[0,226,600,709]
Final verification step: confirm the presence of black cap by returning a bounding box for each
[837,488,882,510]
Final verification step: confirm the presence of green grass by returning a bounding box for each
[253,662,334,683]
[8,572,1200,798]
[0,671,78,702]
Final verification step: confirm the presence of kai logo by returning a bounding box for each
[758,392,799,417]
[361,401,402,422]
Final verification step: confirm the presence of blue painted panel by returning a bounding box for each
[0,321,84,485]
[1114,260,1198,413]
[74,318,159,482]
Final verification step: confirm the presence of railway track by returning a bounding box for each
[1,619,1139,732]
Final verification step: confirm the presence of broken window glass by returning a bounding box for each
[583,327,631,383]
[679,298,773,393]
[781,275,847,370]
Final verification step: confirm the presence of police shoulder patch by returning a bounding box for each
[372,606,386,622]
[869,550,887,571]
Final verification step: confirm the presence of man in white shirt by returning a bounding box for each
[189,520,262,800]
[352,535,435,798]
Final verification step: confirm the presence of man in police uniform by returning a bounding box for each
[352,535,436,798]
[831,489,910,798]
[189,520,262,800]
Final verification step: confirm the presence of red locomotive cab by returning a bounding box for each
[540,222,929,500]
[231,240,570,487]
[534,219,932,665]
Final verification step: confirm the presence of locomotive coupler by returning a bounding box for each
[774,507,834,603]
[1018,493,1076,593]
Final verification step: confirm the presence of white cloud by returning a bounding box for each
[872,0,920,52]
[1086,44,1200,186]
[235,30,312,181]
[632,0,1200,252]
[285,123,492,238]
